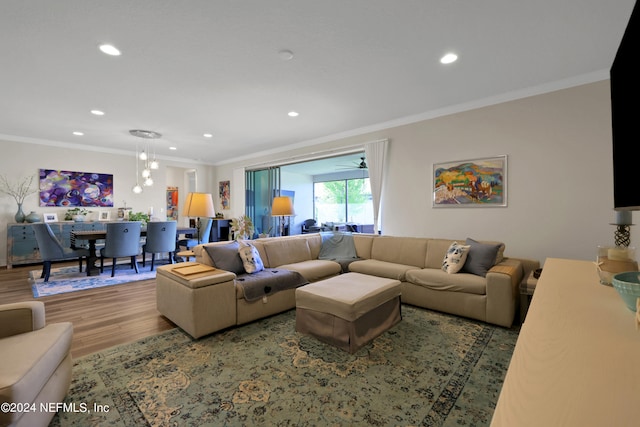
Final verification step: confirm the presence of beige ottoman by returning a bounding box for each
[295,272,402,353]
[156,262,237,338]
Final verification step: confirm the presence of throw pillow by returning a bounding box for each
[204,241,245,274]
[441,241,470,274]
[237,241,264,274]
[461,238,502,277]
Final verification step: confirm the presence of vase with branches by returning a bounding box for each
[0,175,37,223]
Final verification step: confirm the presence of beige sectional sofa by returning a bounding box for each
[349,235,538,328]
[156,232,538,339]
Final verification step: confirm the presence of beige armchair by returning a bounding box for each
[0,302,73,427]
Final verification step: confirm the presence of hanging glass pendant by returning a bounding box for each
[129,129,161,192]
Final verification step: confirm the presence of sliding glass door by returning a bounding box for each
[245,167,280,237]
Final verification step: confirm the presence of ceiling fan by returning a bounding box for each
[336,157,367,170]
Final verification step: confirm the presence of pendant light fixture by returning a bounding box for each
[149,143,159,170]
[132,140,143,194]
[129,129,161,193]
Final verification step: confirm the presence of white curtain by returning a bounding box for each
[364,139,388,234]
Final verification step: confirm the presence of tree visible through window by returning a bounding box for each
[314,178,373,225]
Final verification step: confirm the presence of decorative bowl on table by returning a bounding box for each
[611,271,640,312]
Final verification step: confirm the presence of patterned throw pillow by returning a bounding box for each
[237,241,264,274]
[442,241,471,274]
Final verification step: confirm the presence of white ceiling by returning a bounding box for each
[1,0,636,167]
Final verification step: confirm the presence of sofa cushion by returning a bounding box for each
[370,236,428,268]
[262,238,312,267]
[442,242,470,274]
[425,239,457,269]
[406,268,487,295]
[204,241,245,274]
[353,234,377,259]
[349,259,420,281]
[304,234,323,260]
[461,238,502,277]
[278,259,342,283]
[237,241,264,274]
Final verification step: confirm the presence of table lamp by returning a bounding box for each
[183,192,215,243]
[271,196,295,236]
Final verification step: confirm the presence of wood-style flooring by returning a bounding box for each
[0,262,175,358]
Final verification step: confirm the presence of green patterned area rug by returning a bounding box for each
[52,306,518,426]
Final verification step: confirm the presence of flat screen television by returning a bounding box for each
[612,0,640,210]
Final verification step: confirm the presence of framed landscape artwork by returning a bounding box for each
[39,169,113,207]
[433,155,507,207]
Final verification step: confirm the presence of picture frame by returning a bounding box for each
[433,155,507,207]
[117,207,132,220]
[219,180,230,210]
[39,168,114,207]
[44,213,58,223]
[99,211,110,221]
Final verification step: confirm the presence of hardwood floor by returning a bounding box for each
[0,262,176,358]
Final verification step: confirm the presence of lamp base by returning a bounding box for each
[615,225,631,247]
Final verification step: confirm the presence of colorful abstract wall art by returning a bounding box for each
[166,186,179,220]
[219,180,230,210]
[39,169,114,207]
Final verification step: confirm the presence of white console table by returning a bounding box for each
[491,258,640,427]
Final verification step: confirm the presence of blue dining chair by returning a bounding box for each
[100,221,142,277]
[142,221,177,270]
[177,217,213,250]
[32,223,90,282]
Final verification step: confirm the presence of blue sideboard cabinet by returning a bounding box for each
[6,222,106,269]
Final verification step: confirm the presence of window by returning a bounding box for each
[314,178,373,225]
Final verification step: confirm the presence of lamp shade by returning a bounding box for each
[271,196,295,216]
[183,192,215,217]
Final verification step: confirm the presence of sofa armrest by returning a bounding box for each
[485,259,524,327]
[193,244,215,266]
[509,257,541,279]
[156,263,237,289]
[0,301,46,338]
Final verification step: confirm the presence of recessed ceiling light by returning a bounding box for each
[440,53,458,64]
[203,133,213,138]
[99,44,121,56]
[288,111,299,117]
[72,131,84,136]
[278,49,294,61]
[169,146,177,150]
[90,109,105,116]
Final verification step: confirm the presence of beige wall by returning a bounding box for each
[215,81,629,265]
[0,80,629,267]
[0,142,214,266]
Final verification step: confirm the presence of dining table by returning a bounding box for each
[71,225,197,276]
